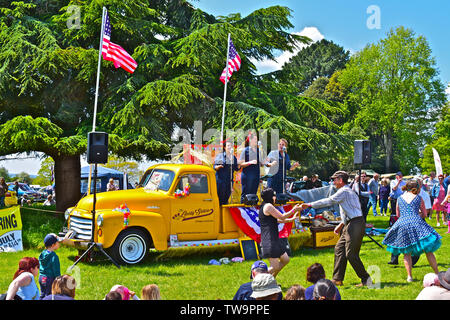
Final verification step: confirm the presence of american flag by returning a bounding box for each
[220,39,241,84]
[102,10,137,73]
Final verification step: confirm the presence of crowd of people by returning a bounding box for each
[1,133,449,300]
[349,171,449,230]
[1,232,161,300]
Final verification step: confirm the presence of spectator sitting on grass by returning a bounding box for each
[416,268,450,300]
[305,263,341,300]
[43,194,56,206]
[284,284,306,300]
[42,275,76,300]
[250,273,282,300]
[141,284,161,300]
[105,291,122,300]
[5,257,40,300]
[313,279,337,300]
[109,285,140,300]
[233,260,281,300]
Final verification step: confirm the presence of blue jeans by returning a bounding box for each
[39,276,55,299]
[379,199,388,215]
[368,194,378,216]
[0,196,5,208]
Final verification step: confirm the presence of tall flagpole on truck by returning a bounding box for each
[220,33,231,146]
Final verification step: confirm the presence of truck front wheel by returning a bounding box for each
[109,228,150,265]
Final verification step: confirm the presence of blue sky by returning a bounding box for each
[194,0,450,90]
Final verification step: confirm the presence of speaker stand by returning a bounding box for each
[69,164,120,270]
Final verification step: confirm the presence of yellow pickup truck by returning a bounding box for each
[63,163,300,264]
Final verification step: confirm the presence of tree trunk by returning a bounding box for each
[383,131,393,173]
[53,154,81,212]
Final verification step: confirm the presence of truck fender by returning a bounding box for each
[99,210,168,251]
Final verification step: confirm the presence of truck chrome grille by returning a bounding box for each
[69,216,93,240]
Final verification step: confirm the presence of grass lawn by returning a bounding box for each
[0,208,449,300]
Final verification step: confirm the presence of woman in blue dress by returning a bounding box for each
[239,133,262,203]
[382,179,441,282]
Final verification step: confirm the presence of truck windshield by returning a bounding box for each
[143,169,175,192]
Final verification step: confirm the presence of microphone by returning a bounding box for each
[282,146,286,152]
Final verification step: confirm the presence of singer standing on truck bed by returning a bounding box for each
[239,133,262,203]
[265,139,300,194]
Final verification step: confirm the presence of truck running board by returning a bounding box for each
[168,238,239,248]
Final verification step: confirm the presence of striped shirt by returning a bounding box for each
[309,185,362,224]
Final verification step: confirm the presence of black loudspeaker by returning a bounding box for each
[243,194,259,206]
[87,132,109,164]
[354,140,371,165]
[275,193,289,205]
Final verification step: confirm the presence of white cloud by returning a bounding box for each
[252,26,324,74]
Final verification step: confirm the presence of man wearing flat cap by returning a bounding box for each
[300,170,372,287]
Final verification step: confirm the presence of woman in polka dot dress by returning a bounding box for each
[383,179,441,282]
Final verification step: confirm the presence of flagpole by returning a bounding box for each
[220,33,231,147]
[92,6,107,133]
[89,6,107,195]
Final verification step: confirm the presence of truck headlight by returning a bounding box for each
[97,214,104,227]
[64,208,73,220]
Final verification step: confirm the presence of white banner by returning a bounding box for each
[432,148,443,176]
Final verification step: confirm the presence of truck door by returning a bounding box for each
[170,173,218,241]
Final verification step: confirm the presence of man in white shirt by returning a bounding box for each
[301,171,372,288]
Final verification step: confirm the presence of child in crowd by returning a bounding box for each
[313,279,337,300]
[141,284,161,300]
[42,275,76,300]
[378,178,390,216]
[109,285,140,300]
[284,284,305,300]
[304,263,341,300]
[39,233,62,299]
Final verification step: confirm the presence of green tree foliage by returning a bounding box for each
[33,157,54,186]
[418,103,450,174]
[280,39,350,93]
[338,27,446,174]
[0,166,10,181]
[103,154,142,183]
[0,0,353,209]
[16,171,32,184]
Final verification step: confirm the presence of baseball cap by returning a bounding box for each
[43,233,60,247]
[250,273,281,299]
[396,171,403,176]
[250,260,268,279]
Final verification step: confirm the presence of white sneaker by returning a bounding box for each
[407,276,413,282]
